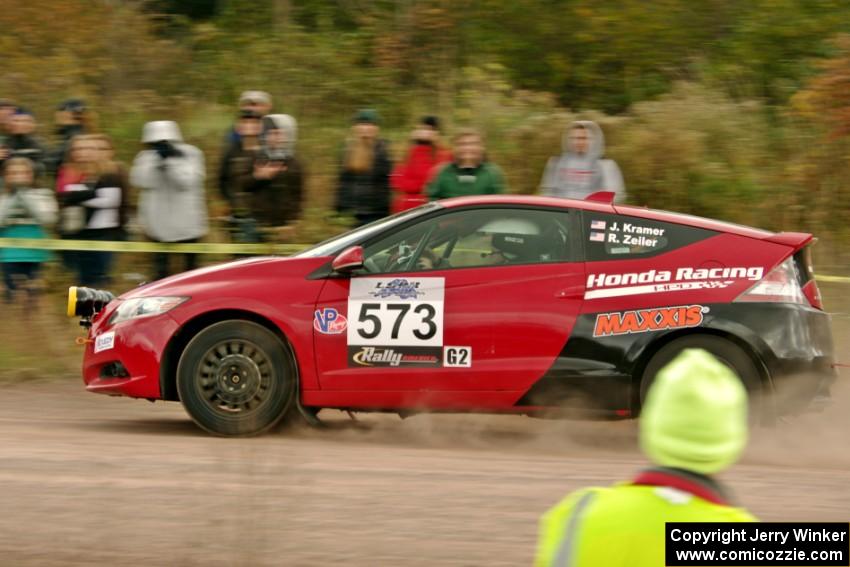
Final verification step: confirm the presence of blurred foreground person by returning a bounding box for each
[539,120,624,202]
[241,114,303,241]
[47,99,91,176]
[391,115,451,213]
[427,129,506,199]
[0,158,57,306]
[58,134,127,287]
[131,121,208,280]
[1,109,46,178]
[534,349,754,567]
[336,109,392,227]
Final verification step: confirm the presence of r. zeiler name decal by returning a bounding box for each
[593,305,708,337]
[585,266,764,300]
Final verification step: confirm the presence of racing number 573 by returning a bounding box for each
[356,303,437,341]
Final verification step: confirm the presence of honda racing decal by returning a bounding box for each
[593,305,709,337]
[584,266,764,299]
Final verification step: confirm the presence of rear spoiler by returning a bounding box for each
[584,191,616,204]
[763,232,814,250]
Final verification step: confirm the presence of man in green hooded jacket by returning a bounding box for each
[534,349,756,567]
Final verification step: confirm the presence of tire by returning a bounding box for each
[176,320,296,436]
[639,335,764,420]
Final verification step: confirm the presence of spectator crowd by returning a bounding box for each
[0,91,625,302]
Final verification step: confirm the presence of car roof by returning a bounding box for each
[438,195,775,239]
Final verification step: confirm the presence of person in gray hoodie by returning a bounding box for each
[539,120,625,202]
[130,121,208,280]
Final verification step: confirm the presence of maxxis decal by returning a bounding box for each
[592,305,709,337]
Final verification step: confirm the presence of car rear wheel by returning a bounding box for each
[639,335,765,421]
[177,320,296,436]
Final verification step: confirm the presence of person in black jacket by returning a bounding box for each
[335,109,392,227]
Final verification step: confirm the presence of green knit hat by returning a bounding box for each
[640,348,749,475]
[353,108,380,124]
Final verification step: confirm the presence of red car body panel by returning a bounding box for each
[77,195,835,416]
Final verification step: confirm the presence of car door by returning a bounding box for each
[312,206,586,403]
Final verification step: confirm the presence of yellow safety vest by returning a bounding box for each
[535,473,756,567]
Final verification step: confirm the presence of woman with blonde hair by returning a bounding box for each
[58,133,127,286]
[335,109,393,227]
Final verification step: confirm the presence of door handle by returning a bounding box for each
[556,286,585,299]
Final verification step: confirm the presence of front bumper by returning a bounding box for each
[82,313,179,399]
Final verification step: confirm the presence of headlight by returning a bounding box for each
[108,297,188,325]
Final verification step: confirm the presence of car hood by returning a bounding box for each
[119,256,330,300]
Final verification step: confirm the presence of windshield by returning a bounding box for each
[294,202,444,258]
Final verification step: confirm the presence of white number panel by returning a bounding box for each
[348,278,445,347]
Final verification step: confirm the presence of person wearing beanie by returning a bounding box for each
[46,99,91,176]
[390,115,451,213]
[534,349,756,567]
[335,109,392,226]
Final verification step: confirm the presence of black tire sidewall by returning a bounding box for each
[639,335,763,412]
[177,320,295,436]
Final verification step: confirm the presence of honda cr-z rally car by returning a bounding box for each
[68,193,835,435]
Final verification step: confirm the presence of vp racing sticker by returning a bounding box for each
[593,305,709,337]
[347,278,445,368]
[314,308,348,334]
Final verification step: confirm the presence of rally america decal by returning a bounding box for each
[593,305,709,337]
[94,331,116,353]
[584,266,764,300]
[347,278,445,368]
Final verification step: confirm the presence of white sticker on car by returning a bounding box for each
[94,331,115,353]
[443,346,472,367]
[348,278,444,348]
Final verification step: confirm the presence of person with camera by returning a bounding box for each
[390,115,451,213]
[218,110,264,243]
[0,157,57,307]
[130,121,208,280]
[240,114,304,242]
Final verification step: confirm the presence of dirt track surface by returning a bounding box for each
[0,380,848,566]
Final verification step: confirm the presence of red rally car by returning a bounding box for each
[68,194,836,436]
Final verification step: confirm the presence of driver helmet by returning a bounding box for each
[477,218,541,262]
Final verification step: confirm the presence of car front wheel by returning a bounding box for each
[176,320,296,436]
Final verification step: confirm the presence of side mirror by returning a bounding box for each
[332,246,364,273]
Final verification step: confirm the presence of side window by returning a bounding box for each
[362,208,572,273]
[582,212,716,261]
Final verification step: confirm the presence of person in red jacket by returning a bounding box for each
[390,116,451,213]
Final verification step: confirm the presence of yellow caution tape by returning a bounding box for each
[813,274,850,284]
[0,237,308,255]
